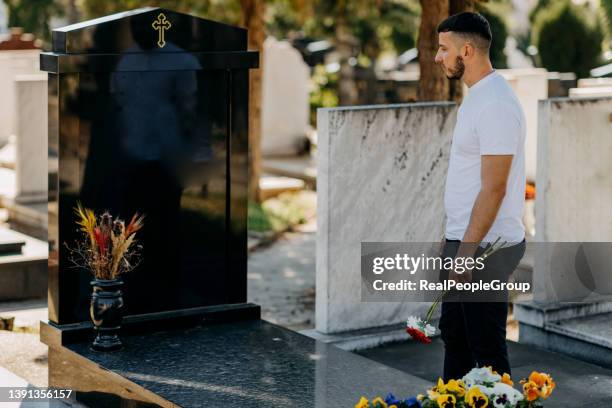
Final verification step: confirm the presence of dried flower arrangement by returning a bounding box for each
[68,202,145,280]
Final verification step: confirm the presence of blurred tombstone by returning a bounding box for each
[547,71,577,97]
[569,87,612,98]
[0,74,49,241]
[498,68,548,183]
[577,78,612,88]
[0,28,41,146]
[14,74,48,205]
[261,37,310,156]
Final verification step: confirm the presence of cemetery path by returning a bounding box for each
[247,218,316,331]
[0,300,47,387]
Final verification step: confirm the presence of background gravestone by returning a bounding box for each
[261,36,310,156]
[312,102,456,345]
[498,68,548,184]
[515,96,612,369]
[0,28,41,146]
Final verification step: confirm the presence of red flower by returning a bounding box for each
[525,182,536,200]
[406,327,432,344]
[93,227,107,256]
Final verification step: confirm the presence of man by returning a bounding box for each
[434,12,527,381]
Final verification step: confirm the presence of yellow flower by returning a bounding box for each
[466,386,488,408]
[389,406,397,408]
[523,380,539,402]
[427,389,440,401]
[436,394,456,408]
[428,378,447,400]
[355,396,370,408]
[501,373,513,386]
[371,397,388,408]
[417,394,425,401]
[433,378,447,393]
[446,379,466,397]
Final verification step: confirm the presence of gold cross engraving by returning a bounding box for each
[152,13,172,48]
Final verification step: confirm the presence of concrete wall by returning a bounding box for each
[534,97,612,302]
[316,102,456,334]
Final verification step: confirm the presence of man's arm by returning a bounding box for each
[451,154,513,282]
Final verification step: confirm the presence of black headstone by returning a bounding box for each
[39,9,432,408]
[43,7,259,326]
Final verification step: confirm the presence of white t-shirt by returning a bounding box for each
[444,70,526,244]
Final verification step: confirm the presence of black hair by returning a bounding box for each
[437,12,492,51]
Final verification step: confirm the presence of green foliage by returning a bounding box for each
[531,0,604,78]
[477,6,508,69]
[81,0,242,25]
[529,0,551,23]
[601,0,612,44]
[309,64,338,126]
[248,191,314,233]
[266,0,419,55]
[3,0,63,42]
[354,0,419,56]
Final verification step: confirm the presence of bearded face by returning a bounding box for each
[445,55,465,80]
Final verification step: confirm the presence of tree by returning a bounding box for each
[477,5,508,69]
[417,0,502,102]
[4,0,63,42]
[532,0,603,78]
[417,0,449,101]
[240,0,265,202]
[306,0,360,106]
[601,0,612,46]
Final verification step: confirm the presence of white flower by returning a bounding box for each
[406,316,422,329]
[407,316,436,336]
[482,383,524,407]
[462,367,501,388]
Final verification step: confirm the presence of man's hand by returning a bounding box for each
[449,260,473,283]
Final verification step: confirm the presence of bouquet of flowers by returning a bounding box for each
[68,202,145,280]
[406,238,507,344]
[355,367,556,408]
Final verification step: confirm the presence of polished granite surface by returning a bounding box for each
[61,320,431,407]
[44,8,254,326]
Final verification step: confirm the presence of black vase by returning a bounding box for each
[90,278,124,351]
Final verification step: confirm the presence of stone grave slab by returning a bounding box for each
[44,320,431,407]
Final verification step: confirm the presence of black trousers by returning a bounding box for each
[438,238,526,381]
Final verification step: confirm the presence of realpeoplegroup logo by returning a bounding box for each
[371,277,530,293]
